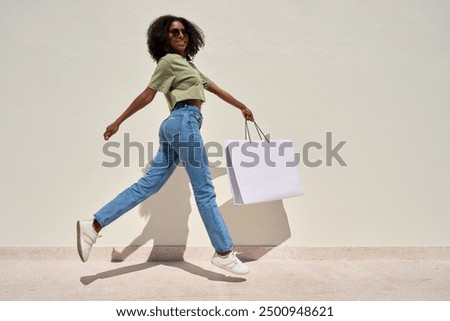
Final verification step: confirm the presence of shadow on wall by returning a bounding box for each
[83,165,249,285]
[214,167,291,260]
[110,165,291,262]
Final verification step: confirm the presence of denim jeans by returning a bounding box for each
[94,102,234,253]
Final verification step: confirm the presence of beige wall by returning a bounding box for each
[1,0,449,247]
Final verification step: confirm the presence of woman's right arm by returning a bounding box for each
[103,87,157,140]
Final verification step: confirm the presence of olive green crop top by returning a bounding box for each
[148,53,212,110]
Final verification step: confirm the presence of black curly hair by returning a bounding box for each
[147,15,205,62]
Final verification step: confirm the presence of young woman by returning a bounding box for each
[77,15,254,275]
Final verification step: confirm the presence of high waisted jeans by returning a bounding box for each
[94,102,233,253]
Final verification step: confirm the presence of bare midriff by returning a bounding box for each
[181,99,203,109]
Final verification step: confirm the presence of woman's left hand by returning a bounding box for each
[241,106,254,122]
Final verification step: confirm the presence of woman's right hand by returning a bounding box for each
[103,122,120,140]
[102,87,156,141]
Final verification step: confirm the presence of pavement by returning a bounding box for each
[1,247,450,301]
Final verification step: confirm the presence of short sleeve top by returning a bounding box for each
[148,53,212,110]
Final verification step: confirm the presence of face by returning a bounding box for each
[168,21,188,56]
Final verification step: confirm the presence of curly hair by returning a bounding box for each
[147,15,205,62]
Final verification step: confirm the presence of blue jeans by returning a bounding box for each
[94,102,233,253]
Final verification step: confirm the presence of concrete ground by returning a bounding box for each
[1,247,450,301]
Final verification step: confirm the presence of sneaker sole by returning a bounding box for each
[76,221,87,263]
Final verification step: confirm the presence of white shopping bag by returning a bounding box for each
[224,123,303,205]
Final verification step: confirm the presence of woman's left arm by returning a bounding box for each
[206,82,254,121]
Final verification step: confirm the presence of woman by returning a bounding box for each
[77,15,254,275]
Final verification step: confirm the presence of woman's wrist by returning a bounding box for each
[236,103,247,111]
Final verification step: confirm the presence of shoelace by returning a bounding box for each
[230,251,243,264]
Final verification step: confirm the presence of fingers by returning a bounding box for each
[244,109,254,122]
[103,124,118,141]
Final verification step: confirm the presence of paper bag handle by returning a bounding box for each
[245,120,270,143]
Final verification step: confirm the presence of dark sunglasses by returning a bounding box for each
[168,28,188,37]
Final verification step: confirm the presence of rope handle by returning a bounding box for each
[245,120,270,143]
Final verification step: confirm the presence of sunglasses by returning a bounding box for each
[168,28,188,37]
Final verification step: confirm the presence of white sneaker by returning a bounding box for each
[211,251,249,275]
[77,220,101,262]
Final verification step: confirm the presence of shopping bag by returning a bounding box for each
[224,121,304,205]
